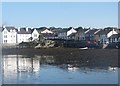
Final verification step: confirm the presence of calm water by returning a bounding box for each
[2,55,118,84]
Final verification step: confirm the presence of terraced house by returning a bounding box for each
[1,26,120,45]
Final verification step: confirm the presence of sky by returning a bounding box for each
[1,2,118,28]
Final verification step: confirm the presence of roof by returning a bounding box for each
[33,28,47,33]
[96,29,112,35]
[68,32,76,37]
[41,29,53,34]
[75,28,88,33]
[3,26,17,32]
[116,29,120,33]
[57,29,68,33]
[85,29,98,35]
[17,28,32,34]
[109,34,120,38]
[67,28,77,36]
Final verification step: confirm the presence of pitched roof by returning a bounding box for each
[57,29,68,33]
[41,29,53,34]
[4,26,17,32]
[17,28,32,34]
[67,28,77,36]
[33,28,47,33]
[109,34,120,38]
[96,29,112,35]
[75,28,88,33]
[85,29,98,35]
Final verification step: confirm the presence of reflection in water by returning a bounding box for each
[2,55,118,84]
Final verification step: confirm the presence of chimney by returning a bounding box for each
[26,27,29,32]
[18,27,20,32]
[3,25,5,28]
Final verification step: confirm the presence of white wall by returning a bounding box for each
[17,34,31,43]
[32,29,39,41]
[107,30,118,38]
[2,28,17,44]
[67,28,77,36]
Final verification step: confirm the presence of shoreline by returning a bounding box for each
[2,48,119,67]
[2,47,119,58]
[2,47,119,55]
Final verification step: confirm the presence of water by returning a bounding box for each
[2,55,118,84]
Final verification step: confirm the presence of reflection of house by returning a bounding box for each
[2,26,17,44]
[3,55,40,74]
[17,27,32,43]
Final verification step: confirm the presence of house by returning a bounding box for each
[95,29,118,44]
[57,29,68,39]
[109,33,120,43]
[67,28,77,36]
[85,29,99,41]
[32,28,56,41]
[75,27,88,41]
[67,28,77,40]
[31,28,40,41]
[40,29,56,39]
[2,26,17,44]
[17,27,32,43]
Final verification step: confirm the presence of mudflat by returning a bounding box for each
[2,48,119,67]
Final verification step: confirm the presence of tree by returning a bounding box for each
[38,34,45,44]
[28,37,33,42]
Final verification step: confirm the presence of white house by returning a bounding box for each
[2,26,17,44]
[107,29,118,38]
[67,28,77,36]
[3,55,40,78]
[17,27,32,43]
[31,28,39,41]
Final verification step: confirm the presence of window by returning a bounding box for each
[4,40,7,43]
[4,35,7,38]
[34,34,37,37]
